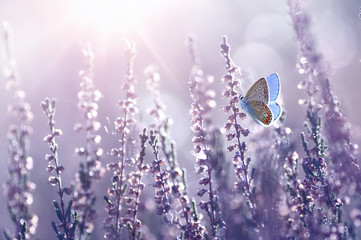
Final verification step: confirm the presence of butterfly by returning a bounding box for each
[239,73,282,126]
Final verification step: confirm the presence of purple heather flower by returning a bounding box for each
[220,35,259,233]
[187,36,224,239]
[41,98,77,239]
[145,64,206,239]
[103,40,147,239]
[145,65,183,183]
[72,43,105,240]
[125,128,149,240]
[286,0,354,238]
[2,21,38,239]
[148,130,206,240]
[148,130,172,217]
[289,0,360,192]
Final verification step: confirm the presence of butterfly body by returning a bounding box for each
[240,73,282,126]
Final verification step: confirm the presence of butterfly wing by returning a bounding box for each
[268,102,282,121]
[265,73,280,102]
[241,73,281,126]
[244,100,273,126]
[244,78,269,104]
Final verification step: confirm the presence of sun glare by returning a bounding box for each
[67,0,167,35]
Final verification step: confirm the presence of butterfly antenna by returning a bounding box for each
[235,84,244,98]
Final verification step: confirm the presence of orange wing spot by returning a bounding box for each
[265,112,271,124]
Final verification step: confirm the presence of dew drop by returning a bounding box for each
[26,193,34,205]
[285,128,292,134]
[94,135,101,144]
[208,100,216,108]
[298,99,307,105]
[300,57,307,64]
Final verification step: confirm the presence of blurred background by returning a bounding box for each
[0,0,360,238]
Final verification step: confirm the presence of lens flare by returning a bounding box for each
[67,0,168,35]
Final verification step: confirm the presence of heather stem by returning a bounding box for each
[104,40,138,240]
[3,20,37,239]
[145,65,188,201]
[220,35,256,219]
[187,36,224,238]
[42,98,76,239]
[48,118,69,238]
[129,128,148,240]
[149,131,204,239]
[73,43,104,240]
[187,36,217,229]
[115,113,128,238]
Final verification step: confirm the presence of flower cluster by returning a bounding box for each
[145,65,166,132]
[284,0,348,238]
[2,21,38,240]
[41,98,77,240]
[148,130,171,216]
[149,130,206,240]
[72,43,105,240]
[187,36,224,239]
[124,128,149,239]
[103,40,140,239]
[288,0,360,192]
[146,64,207,239]
[145,65,186,207]
[220,36,259,234]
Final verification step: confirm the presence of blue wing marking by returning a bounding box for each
[265,73,280,102]
[268,102,282,121]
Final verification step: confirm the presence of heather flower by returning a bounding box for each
[219,36,259,234]
[145,65,166,131]
[124,128,149,240]
[145,65,187,200]
[288,0,360,192]
[187,36,224,238]
[285,1,349,237]
[41,98,77,240]
[103,40,143,239]
[72,43,105,240]
[148,130,171,217]
[146,65,206,239]
[148,130,205,240]
[145,65,180,174]
[2,21,38,240]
